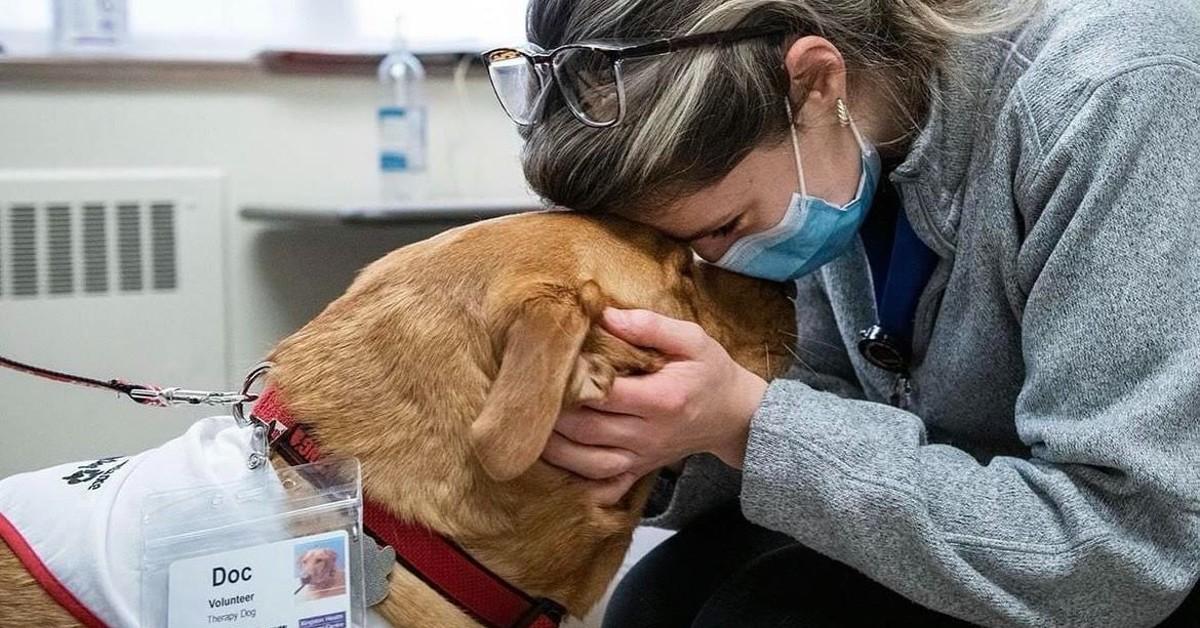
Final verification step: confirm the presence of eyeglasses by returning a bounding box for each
[481,25,786,129]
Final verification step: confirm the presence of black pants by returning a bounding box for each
[602,502,1200,627]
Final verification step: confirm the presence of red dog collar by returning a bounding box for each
[251,387,565,628]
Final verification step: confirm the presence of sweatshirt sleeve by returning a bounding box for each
[739,63,1200,627]
[644,271,866,529]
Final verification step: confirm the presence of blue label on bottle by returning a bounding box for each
[378,107,407,119]
[380,152,409,171]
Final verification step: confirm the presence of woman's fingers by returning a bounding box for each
[587,372,681,419]
[544,414,649,505]
[555,407,645,449]
[541,431,637,480]
[602,308,709,357]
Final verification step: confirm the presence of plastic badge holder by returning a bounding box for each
[140,457,367,628]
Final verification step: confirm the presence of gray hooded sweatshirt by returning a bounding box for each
[646,0,1200,625]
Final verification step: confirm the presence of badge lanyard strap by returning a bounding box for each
[857,207,940,406]
[878,209,940,349]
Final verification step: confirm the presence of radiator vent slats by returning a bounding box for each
[10,205,37,297]
[47,204,73,295]
[82,203,108,294]
[150,203,177,291]
[117,203,143,292]
[0,201,179,299]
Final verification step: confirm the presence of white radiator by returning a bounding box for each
[0,169,229,477]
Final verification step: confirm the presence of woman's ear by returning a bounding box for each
[783,35,848,124]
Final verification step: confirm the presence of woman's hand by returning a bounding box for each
[542,308,769,505]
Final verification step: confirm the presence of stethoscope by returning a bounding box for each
[857,324,910,373]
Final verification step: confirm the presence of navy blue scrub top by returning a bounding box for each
[858,175,940,353]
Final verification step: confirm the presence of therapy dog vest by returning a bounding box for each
[1,409,562,628]
[0,417,265,627]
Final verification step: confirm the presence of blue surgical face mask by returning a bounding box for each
[714,99,882,282]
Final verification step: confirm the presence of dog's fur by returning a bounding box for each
[0,212,795,627]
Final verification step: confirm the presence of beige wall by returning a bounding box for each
[0,67,534,385]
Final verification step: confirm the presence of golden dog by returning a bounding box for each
[0,211,795,627]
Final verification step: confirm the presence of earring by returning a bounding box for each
[835,98,851,127]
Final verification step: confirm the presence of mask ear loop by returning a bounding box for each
[784,98,807,198]
[786,96,874,201]
[839,97,875,158]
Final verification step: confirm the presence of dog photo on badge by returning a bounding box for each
[294,539,347,601]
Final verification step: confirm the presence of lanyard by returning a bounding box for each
[857,206,940,375]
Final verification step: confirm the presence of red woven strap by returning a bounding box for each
[250,388,564,628]
[363,500,562,628]
[250,385,290,424]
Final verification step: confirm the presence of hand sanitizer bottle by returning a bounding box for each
[378,16,428,203]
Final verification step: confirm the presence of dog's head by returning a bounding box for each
[268,211,794,484]
[298,549,339,587]
[463,213,796,482]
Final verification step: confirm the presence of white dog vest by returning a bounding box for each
[0,416,263,627]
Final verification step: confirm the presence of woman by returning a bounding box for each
[483,0,1200,625]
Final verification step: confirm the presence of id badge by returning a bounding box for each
[141,458,368,627]
[166,530,351,628]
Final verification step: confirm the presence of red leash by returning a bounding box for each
[0,353,256,408]
[0,354,163,404]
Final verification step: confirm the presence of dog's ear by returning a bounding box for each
[470,281,603,482]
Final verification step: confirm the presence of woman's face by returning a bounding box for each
[627,110,865,262]
[612,36,898,262]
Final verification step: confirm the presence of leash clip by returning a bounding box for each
[232,362,274,427]
[128,387,253,407]
[233,361,275,469]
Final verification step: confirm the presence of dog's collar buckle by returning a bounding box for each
[513,598,567,628]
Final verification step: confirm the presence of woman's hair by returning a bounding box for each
[520,0,1037,214]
